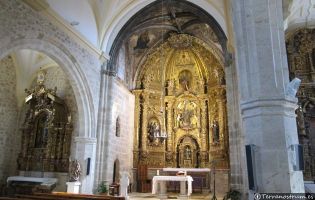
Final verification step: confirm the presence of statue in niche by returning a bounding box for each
[176,100,198,130]
[184,146,192,160]
[35,112,49,148]
[296,105,306,135]
[212,121,220,142]
[179,70,192,91]
[69,159,81,182]
[148,121,160,142]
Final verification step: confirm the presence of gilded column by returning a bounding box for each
[166,100,173,152]
[200,99,208,167]
[216,87,226,148]
[165,98,174,166]
[141,92,149,153]
[200,99,207,151]
[133,90,141,166]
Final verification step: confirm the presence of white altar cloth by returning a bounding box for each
[152,175,193,196]
[7,176,57,186]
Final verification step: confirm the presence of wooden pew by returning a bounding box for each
[33,192,125,200]
[16,194,66,200]
[0,197,33,200]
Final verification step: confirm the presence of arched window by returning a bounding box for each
[115,117,120,137]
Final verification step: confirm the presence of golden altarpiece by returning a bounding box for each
[133,34,229,170]
[286,28,315,180]
[17,71,72,173]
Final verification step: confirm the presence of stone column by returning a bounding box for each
[230,0,304,194]
[94,55,112,190]
[73,137,97,194]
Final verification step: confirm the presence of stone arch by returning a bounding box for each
[0,38,95,139]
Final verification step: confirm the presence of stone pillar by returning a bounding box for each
[230,0,304,194]
[94,56,112,190]
[73,137,97,194]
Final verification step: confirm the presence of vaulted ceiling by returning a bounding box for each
[23,0,228,52]
[23,0,315,54]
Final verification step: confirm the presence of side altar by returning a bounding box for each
[7,176,57,195]
[10,70,73,193]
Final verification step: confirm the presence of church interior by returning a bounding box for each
[0,0,315,199]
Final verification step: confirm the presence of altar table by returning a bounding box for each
[7,176,57,194]
[152,176,193,199]
[7,176,58,185]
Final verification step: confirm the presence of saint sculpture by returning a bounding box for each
[69,159,81,182]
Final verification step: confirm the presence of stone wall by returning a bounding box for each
[43,66,79,150]
[94,69,134,189]
[103,77,135,185]
[0,56,19,188]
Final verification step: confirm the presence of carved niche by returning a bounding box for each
[17,70,72,172]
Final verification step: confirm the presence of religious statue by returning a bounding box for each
[120,171,130,198]
[148,121,160,142]
[179,70,192,91]
[296,105,306,135]
[35,113,49,148]
[69,159,81,182]
[212,121,220,142]
[176,100,198,129]
[184,146,192,159]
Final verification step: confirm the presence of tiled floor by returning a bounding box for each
[129,192,223,200]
